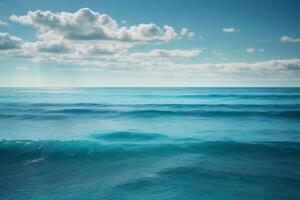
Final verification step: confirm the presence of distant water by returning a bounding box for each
[0,88,300,200]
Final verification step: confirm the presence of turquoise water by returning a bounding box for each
[0,88,300,199]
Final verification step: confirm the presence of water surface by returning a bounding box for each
[0,88,299,199]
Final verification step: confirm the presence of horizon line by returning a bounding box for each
[0,86,299,89]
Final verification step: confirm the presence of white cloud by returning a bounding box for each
[30,40,71,54]
[5,8,197,64]
[131,49,201,59]
[2,31,298,77]
[246,48,255,53]
[149,49,201,58]
[222,27,237,33]
[171,59,300,72]
[2,8,300,82]
[180,28,195,38]
[246,48,264,53]
[0,32,23,50]
[0,20,7,26]
[10,8,178,42]
[0,28,134,64]
[280,35,300,43]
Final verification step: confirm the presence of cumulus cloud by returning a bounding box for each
[180,28,195,38]
[5,8,198,64]
[280,35,300,43]
[0,20,7,26]
[74,42,132,58]
[0,32,23,50]
[0,30,135,66]
[30,40,71,53]
[10,8,178,42]
[222,27,237,33]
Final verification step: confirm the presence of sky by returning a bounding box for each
[0,0,300,87]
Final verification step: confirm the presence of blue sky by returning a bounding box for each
[0,0,300,87]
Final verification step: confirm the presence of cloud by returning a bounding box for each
[0,28,135,64]
[10,8,178,42]
[2,7,299,81]
[222,27,237,33]
[0,32,23,50]
[246,48,255,53]
[211,51,226,59]
[171,59,300,72]
[5,7,197,64]
[180,28,195,38]
[58,58,300,85]
[280,35,300,43]
[33,41,70,53]
[131,49,201,59]
[0,20,7,26]
[149,49,201,58]
[246,48,264,53]
[73,42,132,59]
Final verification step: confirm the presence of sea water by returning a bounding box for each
[0,87,299,199]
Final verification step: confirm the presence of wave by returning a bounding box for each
[1,110,299,120]
[115,162,300,197]
[90,131,169,142]
[1,140,299,160]
[2,102,300,109]
[182,94,300,99]
[121,110,300,118]
[2,139,299,200]
[135,94,300,99]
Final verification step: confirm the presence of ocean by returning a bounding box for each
[0,87,299,200]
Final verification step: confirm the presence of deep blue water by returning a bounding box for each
[0,87,300,200]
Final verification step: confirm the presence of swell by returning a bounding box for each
[1,102,300,109]
[1,140,299,160]
[90,131,169,142]
[1,110,299,120]
[135,94,300,99]
[121,110,300,118]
